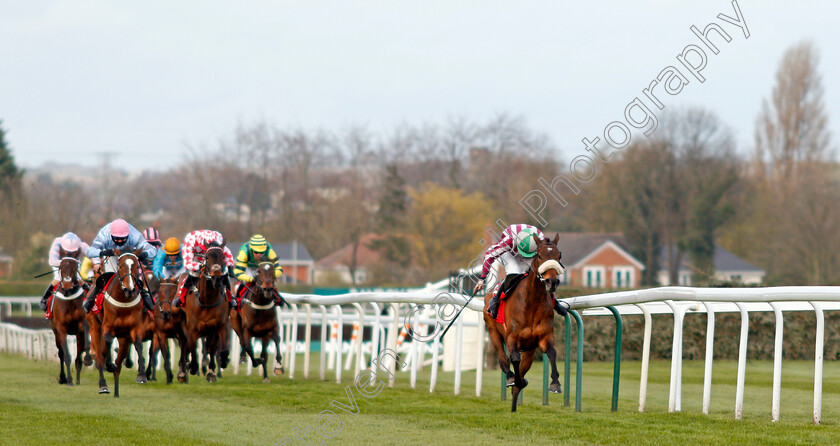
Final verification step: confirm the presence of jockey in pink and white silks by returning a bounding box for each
[473,224,569,318]
[172,229,236,309]
[83,219,158,313]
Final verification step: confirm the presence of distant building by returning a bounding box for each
[229,240,314,284]
[0,247,11,278]
[313,234,382,285]
[657,245,765,286]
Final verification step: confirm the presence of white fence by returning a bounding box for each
[560,286,840,424]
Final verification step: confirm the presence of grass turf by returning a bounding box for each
[1,353,839,445]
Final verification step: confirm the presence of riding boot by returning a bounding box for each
[225,282,236,310]
[39,283,54,312]
[553,298,569,316]
[141,289,156,313]
[83,284,101,313]
[173,274,198,308]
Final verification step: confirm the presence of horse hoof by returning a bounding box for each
[105,363,116,373]
[516,378,529,390]
[506,377,515,387]
[99,386,110,394]
[549,382,562,394]
[136,375,147,384]
[220,353,229,369]
[207,372,217,383]
[263,377,270,383]
[252,358,263,367]
[83,355,94,367]
[58,376,68,385]
[273,366,284,376]
[125,357,134,369]
[177,371,186,383]
[239,356,247,365]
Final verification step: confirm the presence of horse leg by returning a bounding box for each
[271,330,284,375]
[55,331,68,385]
[174,322,188,383]
[160,335,173,384]
[83,320,94,367]
[244,329,262,368]
[542,341,562,393]
[90,319,109,393]
[104,331,117,373]
[188,331,199,376]
[113,338,130,398]
[487,325,514,386]
[206,335,218,383]
[507,340,528,413]
[133,333,147,384]
[75,331,85,385]
[260,337,270,383]
[201,339,210,376]
[146,337,156,381]
[510,351,535,413]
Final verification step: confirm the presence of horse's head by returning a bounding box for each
[57,247,80,292]
[532,233,564,298]
[256,262,277,295]
[204,244,226,288]
[157,277,179,321]
[116,249,143,297]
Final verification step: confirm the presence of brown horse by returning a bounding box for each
[87,249,149,397]
[231,261,285,382]
[49,252,91,386]
[178,245,231,383]
[484,233,564,412]
[140,274,182,383]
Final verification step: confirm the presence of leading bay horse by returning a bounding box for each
[87,249,149,397]
[50,251,92,386]
[178,245,231,383]
[484,233,564,412]
[231,261,285,382]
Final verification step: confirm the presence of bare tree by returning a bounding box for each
[755,41,833,183]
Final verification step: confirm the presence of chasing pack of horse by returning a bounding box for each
[42,225,286,398]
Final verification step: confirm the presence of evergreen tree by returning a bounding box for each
[369,164,412,279]
[0,120,26,257]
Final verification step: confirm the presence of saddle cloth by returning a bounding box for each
[493,272,529,325]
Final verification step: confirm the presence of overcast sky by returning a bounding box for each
[2,0,839,171]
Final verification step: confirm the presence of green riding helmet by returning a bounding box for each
[515,228,539,258]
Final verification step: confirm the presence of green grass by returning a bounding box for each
[1,353,840,445]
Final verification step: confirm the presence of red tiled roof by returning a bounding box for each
[316,234,384,268]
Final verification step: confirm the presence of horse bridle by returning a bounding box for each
[157,281,178,313]
[533,241,565,284]
[242,262,278,308]
[58,256,82,295]
[116,252,143,298]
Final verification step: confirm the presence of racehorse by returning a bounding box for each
[231,261,285,382]
[177,245,231,383]
[87,249,149,397]
[49,251,91,386]
[141,275,181,384]
[484,233,564,412]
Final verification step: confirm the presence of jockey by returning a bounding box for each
[171,229,236,309]
[473,224,569,318]
[39,233,91,312]
[142,227,162,269]
[153,237,186,280]
[233,234,284,307]
[83,219,157,313]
